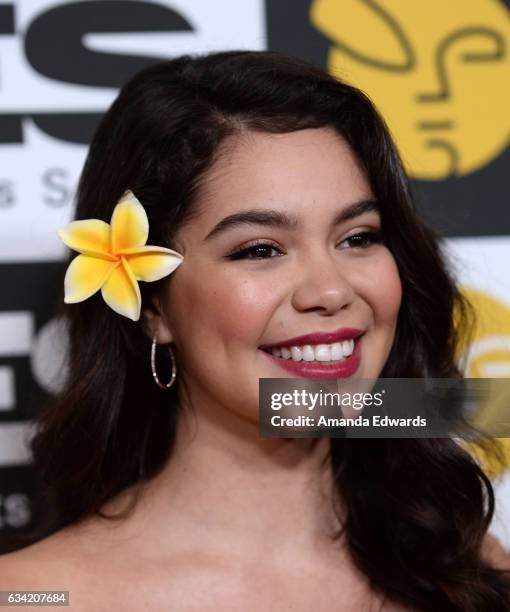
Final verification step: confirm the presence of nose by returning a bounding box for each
[291,253,356,316]
[415,55,449,103]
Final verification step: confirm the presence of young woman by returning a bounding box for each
[1,50,509,611]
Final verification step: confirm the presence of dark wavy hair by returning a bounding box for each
[21,51,510,609]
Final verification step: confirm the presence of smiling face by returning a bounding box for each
[148,127,402,422]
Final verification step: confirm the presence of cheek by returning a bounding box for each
[169,267,277,347]
[360,252,402,323]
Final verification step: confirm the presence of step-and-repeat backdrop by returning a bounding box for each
[1,0,509,550]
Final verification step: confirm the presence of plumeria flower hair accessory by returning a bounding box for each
[58,190,184,321]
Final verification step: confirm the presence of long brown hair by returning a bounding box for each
[22,51,510,609]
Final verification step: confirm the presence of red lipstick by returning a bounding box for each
[263,330,362,378]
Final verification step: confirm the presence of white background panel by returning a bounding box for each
[0,423,33,466]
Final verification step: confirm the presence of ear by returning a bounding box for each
[141,295,174,344]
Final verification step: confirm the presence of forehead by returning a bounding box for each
[193,127,373,225]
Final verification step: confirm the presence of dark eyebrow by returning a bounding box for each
[203,199,379,242]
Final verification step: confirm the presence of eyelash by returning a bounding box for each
[226,230,384,260]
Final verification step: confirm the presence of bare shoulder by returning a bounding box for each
[481,533,510,571]
[0,515,199,612]
[0,533,66,587]
[0,527,110,611]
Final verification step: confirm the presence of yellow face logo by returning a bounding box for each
[311,0,510,180]
[455,289,510,478]
[459,289,510,378]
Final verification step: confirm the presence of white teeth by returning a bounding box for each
[331,342,343,360]
[290,346,303,361]
[342,340,353,357]
[314,344,331,362]
[302,345,315,361]
[280,347,291,359]
[267,338,356,362]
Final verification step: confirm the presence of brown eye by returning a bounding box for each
[227,243,283,260]
[340,231,383,249]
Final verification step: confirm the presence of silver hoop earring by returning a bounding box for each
[151,336,177,389]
